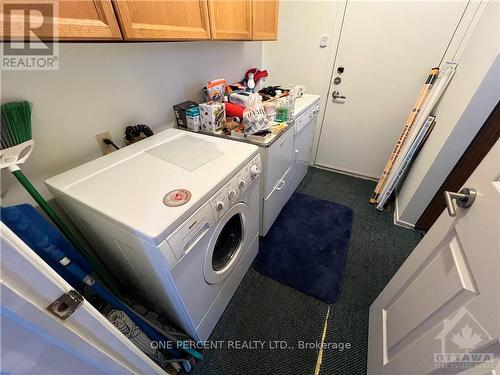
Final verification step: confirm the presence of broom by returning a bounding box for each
[0,101,121,293]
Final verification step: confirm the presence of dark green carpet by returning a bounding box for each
[297,168,423,375]
[193,168,422,375]
[192,268,329,375]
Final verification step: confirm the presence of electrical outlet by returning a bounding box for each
[95,131,116,155]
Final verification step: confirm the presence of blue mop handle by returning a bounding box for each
[41,244,187,359]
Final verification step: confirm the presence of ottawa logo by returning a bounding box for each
[434,307,494,369]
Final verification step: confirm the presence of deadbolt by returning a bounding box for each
[334,77,341,85]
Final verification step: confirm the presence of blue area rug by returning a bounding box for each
[253,192,354,304]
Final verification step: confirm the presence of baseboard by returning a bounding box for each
[393,195,415,230]
[312,163,379,182]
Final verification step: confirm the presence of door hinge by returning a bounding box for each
[47,290,84,320]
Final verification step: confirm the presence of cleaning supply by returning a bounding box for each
[246,72,256,92]
[206,79,225,102]
[0,101,120,294]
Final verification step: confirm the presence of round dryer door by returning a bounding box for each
[204,203,249,285]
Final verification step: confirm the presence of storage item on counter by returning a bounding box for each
[199,101,225,132]
[185,107,201,132]
[206,79,225,102]
[222,119,242,135]
[229,92,251,107]
[243,94,270,135]
[271,121,286,134]
[263,101,276,121]
[225,102,244,120]
[174,101,198,129]
[275,97,293,123]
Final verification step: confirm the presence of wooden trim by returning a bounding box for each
[415,101,500,230]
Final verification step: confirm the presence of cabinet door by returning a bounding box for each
[208,0,252,40]
[0,1,122,41]
[252,0,279,40]
[113,0,211,40]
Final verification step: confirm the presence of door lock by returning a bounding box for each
[332,91,346,100]
[444,188,476,217]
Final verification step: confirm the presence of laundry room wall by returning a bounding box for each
[395,1,500,227]
[0,42,263,206]
[262,0,341,151]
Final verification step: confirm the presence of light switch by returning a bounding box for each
[319,34,328,48]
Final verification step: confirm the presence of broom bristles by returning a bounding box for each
[1,101,32,149]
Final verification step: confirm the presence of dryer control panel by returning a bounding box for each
[210,154,261,218]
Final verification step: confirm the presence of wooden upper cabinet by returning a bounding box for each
[113,1,211,40]
[0,1,122,41]
[208,0,252,40]
[252,0,279,40]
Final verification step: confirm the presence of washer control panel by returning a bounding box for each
[210,154,261,218]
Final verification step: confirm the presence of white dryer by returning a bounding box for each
[45,129,261,341]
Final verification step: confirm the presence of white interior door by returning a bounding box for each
[367,139,500,374]
[315,1,469,179]
[0,224,165,375]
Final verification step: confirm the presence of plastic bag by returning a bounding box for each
[243,94,270,135]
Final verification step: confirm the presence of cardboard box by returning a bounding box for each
[173,101,198,129]
[186,107,201,132]
[199,102,225,132]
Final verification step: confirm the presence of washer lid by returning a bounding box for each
[45,129,259,245]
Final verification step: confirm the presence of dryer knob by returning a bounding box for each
[250,165,260,179]
[216,201,224,212]
[238,180,246,189]
[228,190,236,199]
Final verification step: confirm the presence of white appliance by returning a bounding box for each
[260,94,320,235]
[45,129,261,341]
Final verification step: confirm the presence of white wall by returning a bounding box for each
[0,42,263,206]
[262,0,340,141]
[396,1,500,227]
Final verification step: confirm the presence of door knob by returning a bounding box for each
[444,188,476,217]
[332,91,346,100]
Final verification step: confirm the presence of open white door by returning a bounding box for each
[0,224,165,375]
[367,139,500,374]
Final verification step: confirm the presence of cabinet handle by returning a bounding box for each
[276,180,286,190]
[279,137,287,146]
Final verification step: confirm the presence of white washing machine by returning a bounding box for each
[45,129,261,341]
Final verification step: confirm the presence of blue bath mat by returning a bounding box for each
[253,192,354,304]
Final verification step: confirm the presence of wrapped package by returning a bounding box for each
[243,94,270,135]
